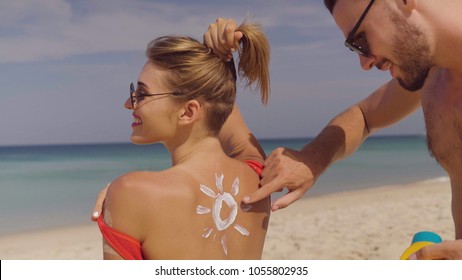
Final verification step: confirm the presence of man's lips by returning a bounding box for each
[132,112,142,127]
[376,60,395,78]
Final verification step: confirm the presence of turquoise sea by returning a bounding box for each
[0,135,446,235]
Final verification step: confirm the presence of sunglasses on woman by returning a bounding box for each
[344,0,376,57]
[129,82,184,109]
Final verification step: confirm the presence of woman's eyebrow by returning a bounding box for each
[137,81,149,89]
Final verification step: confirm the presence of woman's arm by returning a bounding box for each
[218,105,266,162]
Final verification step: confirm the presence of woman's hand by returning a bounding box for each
[203,18,243,62]
[91,183,110,221]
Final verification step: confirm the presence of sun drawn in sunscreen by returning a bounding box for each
[196,173,251,255]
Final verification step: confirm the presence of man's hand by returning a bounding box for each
[412,240,462,260]
[243,147,317,211]
[203,18,243,62]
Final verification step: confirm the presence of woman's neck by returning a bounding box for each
[168,136,226,166]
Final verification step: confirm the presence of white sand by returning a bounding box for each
[0,179,454,260]
[263,179,454,259]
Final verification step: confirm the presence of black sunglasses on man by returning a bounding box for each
[344,0,376,57]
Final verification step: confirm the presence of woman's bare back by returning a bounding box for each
[104,157,270,259]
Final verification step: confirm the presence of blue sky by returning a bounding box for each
[0,0,425,146]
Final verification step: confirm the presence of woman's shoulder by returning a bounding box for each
[107,170,190,205]
[109,168,201,212]
[103,170,193,241]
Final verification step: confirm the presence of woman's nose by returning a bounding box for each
[124,98,133,110]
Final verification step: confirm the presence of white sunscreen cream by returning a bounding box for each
[196,173,250,255]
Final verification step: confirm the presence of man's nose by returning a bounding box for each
[359,54,376,71]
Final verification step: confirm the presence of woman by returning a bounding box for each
[97,22,271,259]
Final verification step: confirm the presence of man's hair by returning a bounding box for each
[324,0,338,14]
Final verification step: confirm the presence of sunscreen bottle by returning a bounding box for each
[400,231,442,260]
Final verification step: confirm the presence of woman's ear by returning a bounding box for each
[178,100,201,125]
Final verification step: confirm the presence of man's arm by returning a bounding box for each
[307,78,423,163]
[203,17,423,210]
[248,79,422,210]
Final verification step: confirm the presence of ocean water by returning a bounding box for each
[0,135,446,235]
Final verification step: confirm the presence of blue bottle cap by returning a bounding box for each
[411,231,442,244]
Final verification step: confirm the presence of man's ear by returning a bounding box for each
[178,100,201,124]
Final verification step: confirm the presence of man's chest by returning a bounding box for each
[422,70,462,173]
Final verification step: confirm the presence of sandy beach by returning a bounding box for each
[0,179,454,260]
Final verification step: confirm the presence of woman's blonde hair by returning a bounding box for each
[146,22,270,134]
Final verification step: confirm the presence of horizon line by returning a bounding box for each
[0,133,426,149]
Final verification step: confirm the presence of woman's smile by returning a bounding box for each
[132,112,143,127]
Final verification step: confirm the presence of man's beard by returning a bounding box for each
[389,9,433,92]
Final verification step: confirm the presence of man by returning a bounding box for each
[203,0,462,259]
